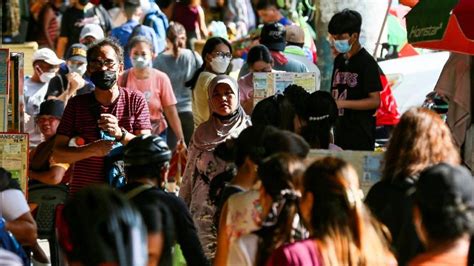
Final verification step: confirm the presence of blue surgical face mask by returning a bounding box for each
[334,39,352,54]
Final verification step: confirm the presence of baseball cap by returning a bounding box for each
[32,48,65,65]
[37,99,65,118]
[80,23,105,41]
[286,25,305,45]
[260,23,286,52]
[415,163,474,212]
[65,43,87,63]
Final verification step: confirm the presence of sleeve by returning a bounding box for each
[1,190,30,221]
[171,196,210,266]
[363,58,383,94]
[132,93,152,131]
[56,97,77,137]
[178,141,199,207]
[158,72,177,107]
[45,75,64,99]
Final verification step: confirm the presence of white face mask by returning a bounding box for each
[36,65,56,83]
[210,56,231,74]
[132,56,150,69]
[68,63,87,76]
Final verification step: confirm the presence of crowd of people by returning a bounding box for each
[1,0,473,265]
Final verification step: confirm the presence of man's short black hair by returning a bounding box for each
[328,9,362,35]
[87,38,124,65]
[256,0,277,11]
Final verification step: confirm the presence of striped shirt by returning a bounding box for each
[57,88,151,194]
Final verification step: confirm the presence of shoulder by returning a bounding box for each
[270,239,321,266]
[151,68,170,80]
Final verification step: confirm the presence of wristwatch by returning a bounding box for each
[116,127,128,142]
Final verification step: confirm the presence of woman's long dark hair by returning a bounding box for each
[185,37,232,90]
[255,153,306,266]
[300,91,338,149]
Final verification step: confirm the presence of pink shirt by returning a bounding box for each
[119,69,177,134]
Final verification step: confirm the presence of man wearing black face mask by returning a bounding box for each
[53,38,152,195]
[56,0,89,58]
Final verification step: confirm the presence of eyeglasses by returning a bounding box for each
[89,59,117,69]
[213,51,232,59]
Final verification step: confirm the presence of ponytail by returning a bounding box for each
[166,22,186,59]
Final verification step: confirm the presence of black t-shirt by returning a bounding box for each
[331,48,382,151]
[120,182,210,266]
[45,73,95,100]
[59,7,85,52]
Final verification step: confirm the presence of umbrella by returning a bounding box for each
[406,0,474,55]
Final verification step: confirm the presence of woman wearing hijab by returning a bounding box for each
[179,74,251,259]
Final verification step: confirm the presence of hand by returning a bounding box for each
[67,72,85,92]
[176,139,187,150]
[98,113,121,138]
[88,139,114,157]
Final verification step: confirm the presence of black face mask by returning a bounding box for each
[90,70,117,90]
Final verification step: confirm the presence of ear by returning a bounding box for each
[118,63,124,74]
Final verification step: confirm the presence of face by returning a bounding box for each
[329,32,358,53]
[176,33,187,48]
[36,115,61,138]
[258,8,278,23]
[210,83,237,116]
[205,43,231,65]
[130,41,153,62]
[250,60,272,73]
[87,45,122,75]
[147,232,164,266]
[80,36,96,46]
[35,61,59,76]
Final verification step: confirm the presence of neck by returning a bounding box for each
[425,235,470,254]
[132,67,150,79]
[345,42,362,59]
[31,74,41,83]
[231,167,256,190]
[94,86,120,106]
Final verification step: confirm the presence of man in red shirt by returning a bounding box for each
[53,38,151,194]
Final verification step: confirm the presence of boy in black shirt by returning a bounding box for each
[328,9,382,151]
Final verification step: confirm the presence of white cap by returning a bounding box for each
[32,48,65,65]
[80,23,105,40]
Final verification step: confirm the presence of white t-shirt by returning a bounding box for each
[227,233,259,266]
[0,189,30,221]
[24,78,48,147]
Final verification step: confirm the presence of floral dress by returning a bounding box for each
[179,140,233,259]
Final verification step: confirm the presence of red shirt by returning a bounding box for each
[57,88,151,194]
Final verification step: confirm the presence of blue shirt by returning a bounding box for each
[110,20,160,69]
[143,3,168,54]
[278,16,292,26]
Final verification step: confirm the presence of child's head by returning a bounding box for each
[123,0,142,19]
[283,84,310,134]
[300,91,338,149]
[256,0,282,24]
[128,36,154,69]
[328,9,362,54]
[247,45,273,73]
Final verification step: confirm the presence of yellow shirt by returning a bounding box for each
[192,71,216,128]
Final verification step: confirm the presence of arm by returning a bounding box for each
[163,105,185,143]
[51,73,85,104]
[5,212,37,246]
[29,165,67,185]
[56,37,68,59]
[42,7,56,49]
[337,91,380,110]
[197,6,208,39]
[214,202,231,266]
[178,142,198,206]
[52,134,114,164]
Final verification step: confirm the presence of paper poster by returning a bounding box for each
[0,49,10,95]
[0,133,29,193]
[0,96,7,131]
[253,72,317,106]
[307,149,384,195]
